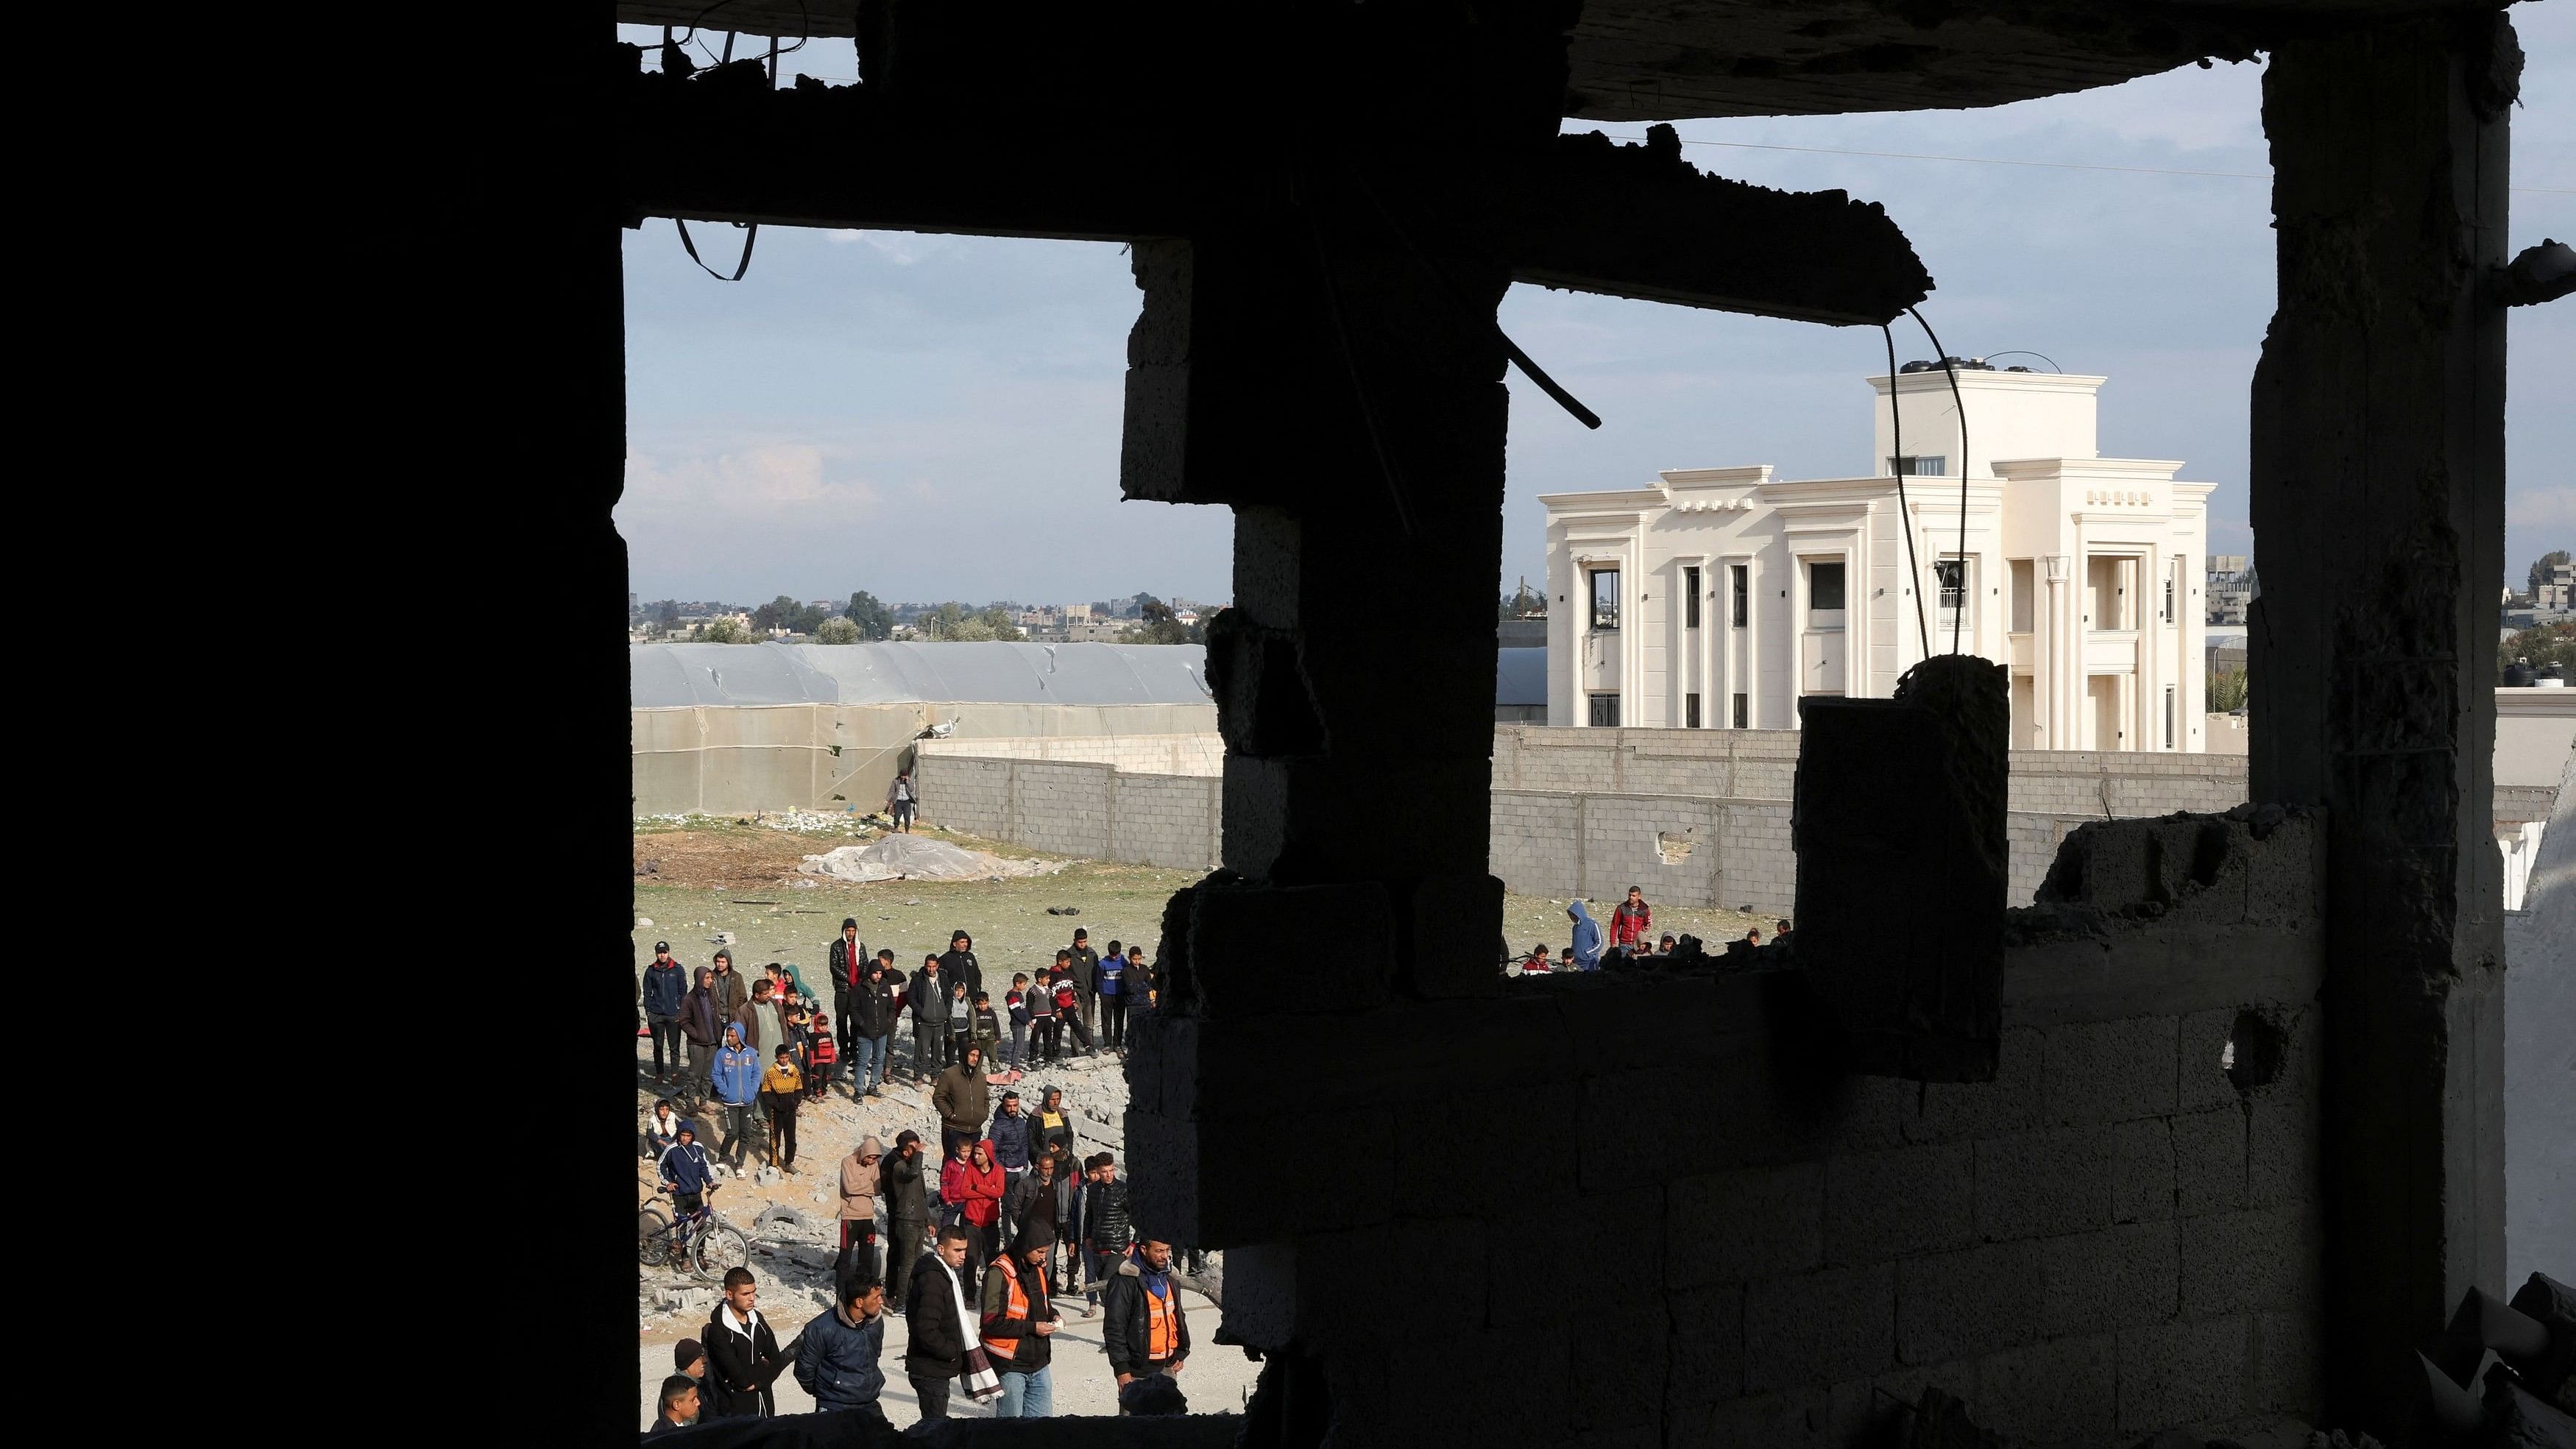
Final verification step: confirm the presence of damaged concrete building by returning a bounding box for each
[546,1,2575,1443]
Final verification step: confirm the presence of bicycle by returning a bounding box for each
[638,1193,751,1280]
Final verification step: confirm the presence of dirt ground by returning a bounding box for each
[631,814,1765,1426]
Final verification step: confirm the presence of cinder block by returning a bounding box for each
[2111,1117,2176,1224]
[1666,1162,1823,1287]
[2117,1315,2249,1434]
[1571,1276,1670,1432]
[1897,1240,2044,1364]
[2043,1016,2179,1124]
[1975,1127,2113,1242]
[1903,1026,2045,1144]
[1825,1142,1975,1264]
[1977,1333,2119,1448]
[1124,1103,1394,1247]
[2246,1308,2321,1417]
[1402,872,1504,999]
[2179,1205,2321,1319]
[1398,1087,1577,1211]
[2245,1095,2319,1209]
[1744,1264,1897,1392]
[1666,1284,1747,1405]
[1188,881,1393,1015]
[2171,1107,2248,1217]
[2038,1219,2178,1334]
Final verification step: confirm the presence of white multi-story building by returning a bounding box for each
[1542,363,2216,752]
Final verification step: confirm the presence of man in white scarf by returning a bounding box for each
[902,1223,977,1419]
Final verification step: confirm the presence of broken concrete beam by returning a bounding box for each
[1512,127,1934,327]
[1794,654,2009,1081]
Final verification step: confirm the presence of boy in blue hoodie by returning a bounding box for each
[1566,901,1603,971]
[712,1022,765,1171]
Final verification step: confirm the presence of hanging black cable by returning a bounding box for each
[676,217,760,281]
[1906,305,1972,655]
[1883,323,1931,659]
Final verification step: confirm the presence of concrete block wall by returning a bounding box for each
[1137,812,2328,1449]
[918,731,1224,777]
[916,754,1221,871]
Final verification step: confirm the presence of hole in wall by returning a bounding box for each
[1656,829,1696,864]
[2223,1008,2287,1094]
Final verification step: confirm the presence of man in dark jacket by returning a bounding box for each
[932,1046,991,1160]
[1080,1152,1133,1305]
[640,942,687,1085]
[793,1275,889,1419]
[1066,929,1100,1039]
[827,918,867,1057]
[852,951,897,1097]
[1001,1148,1060,1250]
[710,947,749,1013]
[902,1223,977,1420]
[938,930,983,1000]
[880,1130,931,1313]
[907,955,946,1083]
[1102,1238,1191,1395]
[988,1090,1034,1200]
[679,966,723,1100]
[705,1266,786,1417]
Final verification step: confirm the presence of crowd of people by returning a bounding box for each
[639,918,1195,1431]
[1506,887,1793,974]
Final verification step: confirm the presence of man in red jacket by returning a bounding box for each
[1609,885,1652,950]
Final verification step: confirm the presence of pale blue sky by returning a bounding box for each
[618,13,2573,606]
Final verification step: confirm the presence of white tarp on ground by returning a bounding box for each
[631,641,1210,709]
[798,835,1070,883]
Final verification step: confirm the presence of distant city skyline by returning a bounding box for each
[616,18,2572,604]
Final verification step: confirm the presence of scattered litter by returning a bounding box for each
[1047,906,1082,916]
[637,918,654,928]
[637,809,879,838]
[732,901,779,906]
[800,834,1073,885]
[709,930,737,945]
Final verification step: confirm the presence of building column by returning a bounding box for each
[2043,553,2070,748]
[2248,13,2513,1437]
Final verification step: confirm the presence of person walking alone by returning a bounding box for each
[880,1130,930,1315]
[885,769,919,833]
[640,941,687,1085]
[982,1222,1062,1417]
[1609,886,1652,951]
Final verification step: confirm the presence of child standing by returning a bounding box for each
[760,1044,804,1174]
[1005,973,1033,1073]
[1051,968,1095,1058]
[805,1019,839,1101]
[969,991,1002,1071]
[946,979,973,1069]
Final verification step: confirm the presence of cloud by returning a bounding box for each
[623,442,876,514]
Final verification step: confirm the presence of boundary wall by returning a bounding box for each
[1139,812,2332,1448]
[913,726,2557,910]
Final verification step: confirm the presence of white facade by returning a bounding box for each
[1542,366,2215,751]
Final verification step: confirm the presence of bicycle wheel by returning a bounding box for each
[693,1223,751,1280]
[638,1208,672,1267]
